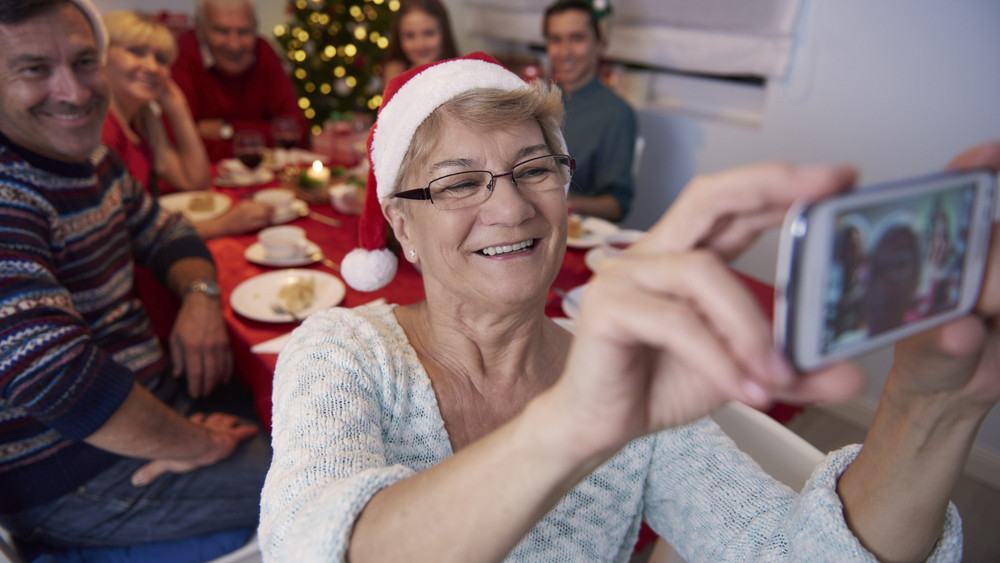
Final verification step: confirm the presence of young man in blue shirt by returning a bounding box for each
[544,0,637,222]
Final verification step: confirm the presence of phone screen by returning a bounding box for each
[821,181,978,354]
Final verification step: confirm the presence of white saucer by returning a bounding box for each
[244,240,322,267]
[567,216,619,249]
[560,284,587,320]
[214,162,275,187]
[584,246,610,272]
[230,269,345,323]
[159,191,232,222]
[271,199,308,224]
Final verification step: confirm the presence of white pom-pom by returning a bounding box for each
[341,248,398,292]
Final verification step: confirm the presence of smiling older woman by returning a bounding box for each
[259,53,1000,562]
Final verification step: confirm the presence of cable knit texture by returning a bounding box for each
[260,304,962,562]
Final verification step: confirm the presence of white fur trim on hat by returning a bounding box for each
[341,248,398,292]
[68,0,108,62]
[370,58,526,201]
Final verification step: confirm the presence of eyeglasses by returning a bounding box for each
[392,154,575,210]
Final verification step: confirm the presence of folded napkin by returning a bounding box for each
[251,333,291,355]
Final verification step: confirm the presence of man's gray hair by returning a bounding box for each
[195,0,257,21]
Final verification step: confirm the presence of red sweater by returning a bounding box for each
[101,113,159,193]
[171,31,309,161]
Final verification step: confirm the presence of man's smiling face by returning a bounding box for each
[0,3,109,162]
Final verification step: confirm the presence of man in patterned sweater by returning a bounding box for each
[0,0,269,552]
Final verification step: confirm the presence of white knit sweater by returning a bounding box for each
[259,304,961,562]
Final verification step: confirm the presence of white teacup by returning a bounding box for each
[258,225,307,260]
[253,188,296,221]
[328,183,364,215]
[600,229,644,257]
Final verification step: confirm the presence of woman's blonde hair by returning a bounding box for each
[393,79,565,195]
[103,11,178,65]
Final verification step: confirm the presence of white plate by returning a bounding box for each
[230,269,345,323]
[271,199,308,224]
[560,284,587,320]
[244,240,322,267]
[214,161,275,187]
[159,191,232,222]
[271,148,327,169]
[567,216,619,249]
[584,246,610,272]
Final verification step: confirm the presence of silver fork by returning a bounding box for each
[271,302,303,321]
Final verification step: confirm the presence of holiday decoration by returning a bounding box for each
[274,0,396,134]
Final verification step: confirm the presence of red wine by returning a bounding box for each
[277,138,297,150]
[238,152,263,169]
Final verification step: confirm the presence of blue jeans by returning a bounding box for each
[1,381,272,549]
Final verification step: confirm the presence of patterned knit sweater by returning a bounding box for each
[260,304,962,562]
[0,133,211,513]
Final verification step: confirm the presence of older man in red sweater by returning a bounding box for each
[172,0,308,161]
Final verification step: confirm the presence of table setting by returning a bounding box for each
[143,136,773,430]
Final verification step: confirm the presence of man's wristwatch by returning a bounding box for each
[183,279,222,299]
[219,121,234,140]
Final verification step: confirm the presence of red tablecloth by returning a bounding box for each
[139,184,786,430]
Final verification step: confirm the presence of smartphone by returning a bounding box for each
[774,168,997,371]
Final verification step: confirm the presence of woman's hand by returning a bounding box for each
[157,78,191,116]
[192,201,274,239]
[554,163,867,453]
[221,200,275,235]
[655,163,857,260]
[887,141,1000,409]
[834,142,1000,562]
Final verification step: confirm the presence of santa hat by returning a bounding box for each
[341,52,534,292]
[68,0,109,62]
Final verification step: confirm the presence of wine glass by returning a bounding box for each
[233,130,266,172]
[272,115,301,168]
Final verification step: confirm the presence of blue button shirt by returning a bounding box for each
[561,76,638,218]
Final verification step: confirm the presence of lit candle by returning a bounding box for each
[300,160,331,189]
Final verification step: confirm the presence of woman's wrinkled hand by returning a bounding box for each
[887,141,1000,410]
[553,163,869,453]
[221,200,275,236]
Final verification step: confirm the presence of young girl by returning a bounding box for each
[381,0,458,83]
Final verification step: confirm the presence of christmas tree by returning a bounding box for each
[274,0,396,135]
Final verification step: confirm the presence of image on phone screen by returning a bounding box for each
[822,182,977,354]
